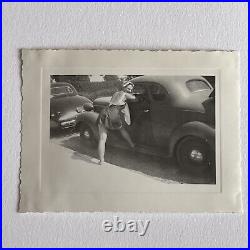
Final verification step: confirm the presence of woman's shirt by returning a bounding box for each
[109,91,135,106]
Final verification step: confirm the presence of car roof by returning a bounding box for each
[131,75,213,112]
[131,75,211,89]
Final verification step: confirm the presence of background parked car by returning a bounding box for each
[50,82,93,131]
[77,75,215,173]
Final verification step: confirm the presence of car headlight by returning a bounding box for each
[50,111,61,118]
[76,106,85,113]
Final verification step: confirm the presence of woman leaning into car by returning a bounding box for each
[97,81,136,165]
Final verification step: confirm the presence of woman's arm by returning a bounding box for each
[125,92,136,100]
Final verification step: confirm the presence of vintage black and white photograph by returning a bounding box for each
[20,49,241,213]
[4,3,246,248]
[50,74,216,184]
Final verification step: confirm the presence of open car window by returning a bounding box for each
[186,79,211,92]
[133,84,147,95]
[51,86,76,97]
[132,83,150,103]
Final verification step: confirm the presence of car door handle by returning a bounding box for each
[144,109,150,113]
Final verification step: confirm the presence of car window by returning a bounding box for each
[149,83,167,101]
[51,86,75,97]
[133,84,147,95]
[186,80,211,92]
[132,83,149,103]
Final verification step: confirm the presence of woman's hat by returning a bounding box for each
[122,81,134,88]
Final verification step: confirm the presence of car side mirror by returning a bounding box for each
[84,102,94,111]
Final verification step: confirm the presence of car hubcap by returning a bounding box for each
[189,149,204,163]
[83,130,90,139]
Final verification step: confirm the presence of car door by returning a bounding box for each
[148,82,176,148]
[127,83,155,146]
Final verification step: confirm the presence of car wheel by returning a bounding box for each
[175,136,215,173]
[79,123,97,146]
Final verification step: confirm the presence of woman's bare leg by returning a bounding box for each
[98,124,108,164]
[120,128,135,148]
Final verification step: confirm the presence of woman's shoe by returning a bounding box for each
[98,160,104,165]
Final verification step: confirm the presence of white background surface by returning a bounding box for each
[3,2,248,248]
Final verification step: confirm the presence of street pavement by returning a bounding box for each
[50,130,216,185]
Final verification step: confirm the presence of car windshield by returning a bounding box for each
[186,80,211,92]
[51,86,75,96]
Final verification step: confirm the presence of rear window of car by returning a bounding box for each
[186,80,211,92]
[51,86,75,96]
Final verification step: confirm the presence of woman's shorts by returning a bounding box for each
[97,105,125,130]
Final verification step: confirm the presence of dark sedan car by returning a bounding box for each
[77,76,215,172]
[50,82,93,130]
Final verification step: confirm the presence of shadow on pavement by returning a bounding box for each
[54,133,216,185]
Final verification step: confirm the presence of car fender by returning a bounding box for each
[77,111,99,140]
[169,121,215,155]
